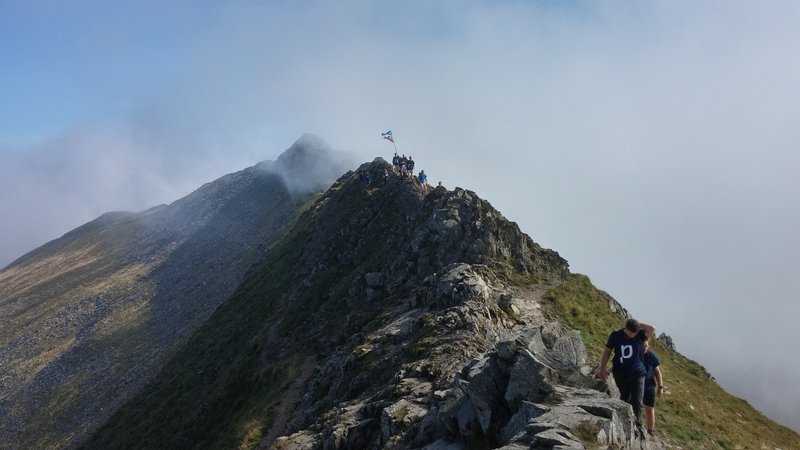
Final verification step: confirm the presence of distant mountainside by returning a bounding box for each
[2,136,798,450]
[0,135,354,449]
[83,158,797,449]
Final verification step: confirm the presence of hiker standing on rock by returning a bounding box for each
[418,170,428,194]
[643,337,664,435]
[598,318,656,433]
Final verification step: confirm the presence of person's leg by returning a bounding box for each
[643,388,656,432]
[613,372,632,403]
[645,406,655,432]
[630,374,646,427]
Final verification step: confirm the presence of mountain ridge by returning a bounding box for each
[0,135,354,449]
[82,156,800,450]
[1,137,798,449]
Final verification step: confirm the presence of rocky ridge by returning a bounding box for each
[85,157,671,450]
[260,160,665,449]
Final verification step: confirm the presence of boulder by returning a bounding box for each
[381,399,428,441]
[433,264,490,304]
[271,431,321,450]
[657,332,676,352]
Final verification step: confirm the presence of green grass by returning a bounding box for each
[542,274,800,449]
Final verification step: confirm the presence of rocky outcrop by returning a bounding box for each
[430,330,647,450]
[271,315,654,450]
[266,254,653,450]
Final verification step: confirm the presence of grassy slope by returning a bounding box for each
[542,274,800,450]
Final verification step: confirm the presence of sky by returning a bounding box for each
[1,0,799,433]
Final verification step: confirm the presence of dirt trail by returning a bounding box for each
[258,355,317,449]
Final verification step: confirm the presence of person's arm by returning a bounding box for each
[598,347,612,382]
[639,321,656,338]
[655,366,664,397]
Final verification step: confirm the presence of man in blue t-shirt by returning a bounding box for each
[643,337,664,434]
[598,318,656,431]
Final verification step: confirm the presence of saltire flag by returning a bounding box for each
[381,130,394,143]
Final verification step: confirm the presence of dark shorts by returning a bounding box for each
[643,388,656,407]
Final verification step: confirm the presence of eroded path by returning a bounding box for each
[259,355,317,449]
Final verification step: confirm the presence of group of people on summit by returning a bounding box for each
[358,152,432,194]
[391,152,430,193]
[599,318,664,437]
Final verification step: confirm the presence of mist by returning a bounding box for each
[1,1,798,432]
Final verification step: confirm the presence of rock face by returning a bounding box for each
[261,162,657,449]
[271,272,650,450]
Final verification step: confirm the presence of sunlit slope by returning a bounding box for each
[543,275,800,449]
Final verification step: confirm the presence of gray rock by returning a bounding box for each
[497,293,521,318]
[344,418,381,450]
[381,399,428,441]
[657,332,675,352]
[551,330,587,367]
[420,438,464,450]
[434,264,491,305]
[499,401,548,444]
[504,349,554,409]
[271,431,321,450]
[540,321,566,348]
[531,428,585,449]
[496,340,518,361]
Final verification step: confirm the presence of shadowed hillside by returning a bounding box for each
[0,135,354,449]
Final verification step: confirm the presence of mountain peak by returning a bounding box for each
[264,134,356,195]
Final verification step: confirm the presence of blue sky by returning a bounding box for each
[1,1,211,145]
[2,0,799,433]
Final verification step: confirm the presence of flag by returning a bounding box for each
[381,130,394,143]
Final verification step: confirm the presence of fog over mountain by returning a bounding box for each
[1,1,798,432]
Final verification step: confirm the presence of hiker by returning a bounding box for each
[598,318,656,433]
[400,155,408,178]
[418,170,428,194]
[407,157,415,178]
[392,153,400,174]
[383,168,389,183]
[643,337,664,435]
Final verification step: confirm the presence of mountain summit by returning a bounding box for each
[266,133,356,195]
[1,137,798,450]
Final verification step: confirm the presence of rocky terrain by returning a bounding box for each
[84,158,677,450]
